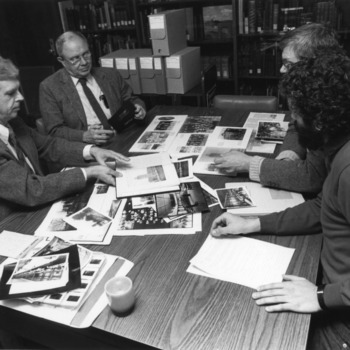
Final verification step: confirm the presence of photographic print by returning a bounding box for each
[179,116,221,133]
[216,187,255,209]
[64,206,112,231]
[116,197,194,231]
[207,126,253,149]
[256,121,289,142]
[155,182,208,218]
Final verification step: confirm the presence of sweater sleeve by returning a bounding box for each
[260,193,322,235]
[259,149,327,194]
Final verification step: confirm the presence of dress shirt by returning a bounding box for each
[0,124,36,173]
[71,74,112,127]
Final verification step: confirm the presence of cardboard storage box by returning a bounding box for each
[149,9,187,56]
[140,56,167,94]
[100,49,152,95]
[166,47,201,94]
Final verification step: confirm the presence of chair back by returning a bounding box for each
[213,95,278,114]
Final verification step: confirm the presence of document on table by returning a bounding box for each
[188,235,295,289]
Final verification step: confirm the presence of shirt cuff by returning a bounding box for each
[249,156,265,182]
[83,145,94,160]
[80,168,88,181]
[276,150,301,161]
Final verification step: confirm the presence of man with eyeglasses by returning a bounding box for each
[39,31,146,147]
[213,23,340,195]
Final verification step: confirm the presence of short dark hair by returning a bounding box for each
[55,31,88,57]
[279,23,340,60]
[0,57,19,81]
[279,48,350,141]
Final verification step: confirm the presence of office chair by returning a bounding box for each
[19,66,55,133]
[213,95,278,114]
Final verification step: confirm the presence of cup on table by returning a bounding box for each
[104,276,135,316]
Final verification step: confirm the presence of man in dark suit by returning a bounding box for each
[0,56,129,222]
[39,31,146,146]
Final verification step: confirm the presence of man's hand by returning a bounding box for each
[84,165,120,186]
[134,103,146,120]
[213,150,252,175]
[252,275,321,313]
[83,126,115,145]
[89,147,130,167]
[210,212,261,237]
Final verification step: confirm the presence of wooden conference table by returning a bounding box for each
[0,105,322,350]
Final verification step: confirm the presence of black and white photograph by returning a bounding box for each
[64,206,112,231]
[216,187,255,209]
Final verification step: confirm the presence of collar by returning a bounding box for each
[0,124,10,146]
[71,73,93,86]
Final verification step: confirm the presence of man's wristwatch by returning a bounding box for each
[317,284,328,310]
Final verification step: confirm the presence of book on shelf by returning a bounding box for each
[58,0,74,32]
[224,182,304,216]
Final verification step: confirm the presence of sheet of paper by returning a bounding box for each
[129,115,187,153]
[35,184,117,245]
[109,198,202,236]
[225,182,304,216]
[115,153,180,197]
[243,112,285,130]
[188,235,295,289]
[0,231,40,259]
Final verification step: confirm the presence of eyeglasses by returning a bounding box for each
[282,60,296,71]
[62,51,92,65]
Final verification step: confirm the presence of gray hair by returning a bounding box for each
[55,31,88,57]
[0,57,19,81]
[279,23,340,60]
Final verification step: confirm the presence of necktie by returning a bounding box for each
[78,78,111,130]
[8,129,34,173]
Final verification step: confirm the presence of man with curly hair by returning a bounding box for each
[210,48,350,349]
[213,23,340,195]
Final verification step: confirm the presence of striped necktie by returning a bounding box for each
[78,78,111,130]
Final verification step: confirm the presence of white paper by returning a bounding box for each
[100,58,114,68]
[149,15,164,29]
[188,235,295,289]
[115,153,180,198]
[206,126,253,149]
[166,57,180,69]
[129,58,136,70]
[225,182,304,216]
[129,115,188,153]
[245,130,276,154]
[140,57,153,69]
[115,58,128,70]
[154,57,162,70]
[243,112,285,130]
[35,183,116,245]
[0,231,39,259]
[168,133,209,158]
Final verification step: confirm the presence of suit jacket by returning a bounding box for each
[0,118,88,221]
[39,67,146,142]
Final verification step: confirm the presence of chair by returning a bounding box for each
[213,95,278,114]
[19,66,55,133]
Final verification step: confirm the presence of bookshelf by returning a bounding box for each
[57,0,139,66]
[233,0,350,106]
[135,0,236,94]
